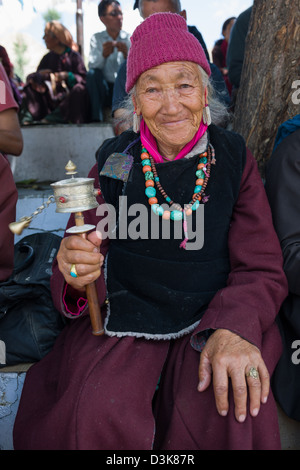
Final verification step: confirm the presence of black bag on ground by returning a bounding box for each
[0,232,67,366]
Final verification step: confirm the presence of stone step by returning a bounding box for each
[9,123,114,183]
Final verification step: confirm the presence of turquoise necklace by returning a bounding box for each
[141,144,215,221]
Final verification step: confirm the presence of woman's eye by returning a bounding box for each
[146,88,157,93]
[179,83,192,89]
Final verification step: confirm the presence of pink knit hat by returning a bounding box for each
[125,12,211,92]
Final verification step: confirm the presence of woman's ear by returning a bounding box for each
[132,94,141,116]
[204,87,208,106]
[179,9,187,21]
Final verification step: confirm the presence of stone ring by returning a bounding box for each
[246,367,259,379]
[70,264,78,278]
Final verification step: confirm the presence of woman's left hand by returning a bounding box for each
[198,329,270,423]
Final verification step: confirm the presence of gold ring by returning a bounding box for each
[246,367,259,379]
[70,264,78,278]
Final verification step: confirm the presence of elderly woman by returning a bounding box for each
[20,21,90,125]
[14,13,287,450]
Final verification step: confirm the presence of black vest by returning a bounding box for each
[97,125,246,339]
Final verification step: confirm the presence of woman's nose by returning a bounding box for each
[161,88,181,113]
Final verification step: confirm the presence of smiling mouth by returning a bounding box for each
[162,119,187,127]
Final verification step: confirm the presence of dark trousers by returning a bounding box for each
[86,68,114,121]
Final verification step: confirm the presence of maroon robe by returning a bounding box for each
[13,148,288,450]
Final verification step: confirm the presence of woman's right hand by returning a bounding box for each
[57,231,104,292]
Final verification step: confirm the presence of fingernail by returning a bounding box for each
[262,396,268,404]
[220,410,228,417]
[238,414,246,423]
[197,380,205,391]
[252,408,259,417]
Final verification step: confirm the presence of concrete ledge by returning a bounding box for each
[0,367,30,450]
[10,123,115,183]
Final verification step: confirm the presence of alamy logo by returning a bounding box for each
[96,196,205,251]
[291,340,300,365]
[292,80,300,105]
[0,80,6,104]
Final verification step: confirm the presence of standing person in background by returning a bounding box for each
[226,6,252,106]
[0,63,23,281]
[0,45,23,106]
[87,0,131,122]
[212,17,236,95]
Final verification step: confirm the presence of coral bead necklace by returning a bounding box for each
[141,144,215,222]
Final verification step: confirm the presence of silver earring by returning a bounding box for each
[203,106,211,126]
[133,112,141,133]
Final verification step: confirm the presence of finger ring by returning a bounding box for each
[70,264,78,278]
[246,367,259,379]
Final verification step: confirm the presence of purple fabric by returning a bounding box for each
[13,153,288,450]
[126,13,211,92]
[140,118,208,163]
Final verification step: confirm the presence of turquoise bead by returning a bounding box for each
[194,185,202,193]
[166,196,171,203]
[154,177,160,182]
[145,171,154,180]
[145,187,156,198]
[196,169,205,179]
[191,200,200,211]
[170,210,183,221]
[199,157,208,164]
[151,204,164,216]
[156,206,165,216]
[142,159,151,166]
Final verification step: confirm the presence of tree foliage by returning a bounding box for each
[42,8,61,23]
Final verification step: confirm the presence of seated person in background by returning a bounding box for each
[0,63,23,281]
[112,0,230,135]
[265,114,300,423]
[20,21,90,125]
[87,0,131,122]
[212,17,236,95]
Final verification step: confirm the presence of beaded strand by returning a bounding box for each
[141,144,215,221]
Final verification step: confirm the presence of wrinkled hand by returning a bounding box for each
[198,329,270,423]
[57,231,104,292]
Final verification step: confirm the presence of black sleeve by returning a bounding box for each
[265,128,300,295]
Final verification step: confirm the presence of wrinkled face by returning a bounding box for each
[134,62,206,155]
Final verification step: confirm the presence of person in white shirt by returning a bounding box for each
[87,0,131,121]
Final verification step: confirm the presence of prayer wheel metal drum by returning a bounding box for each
[51,177,98,214]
